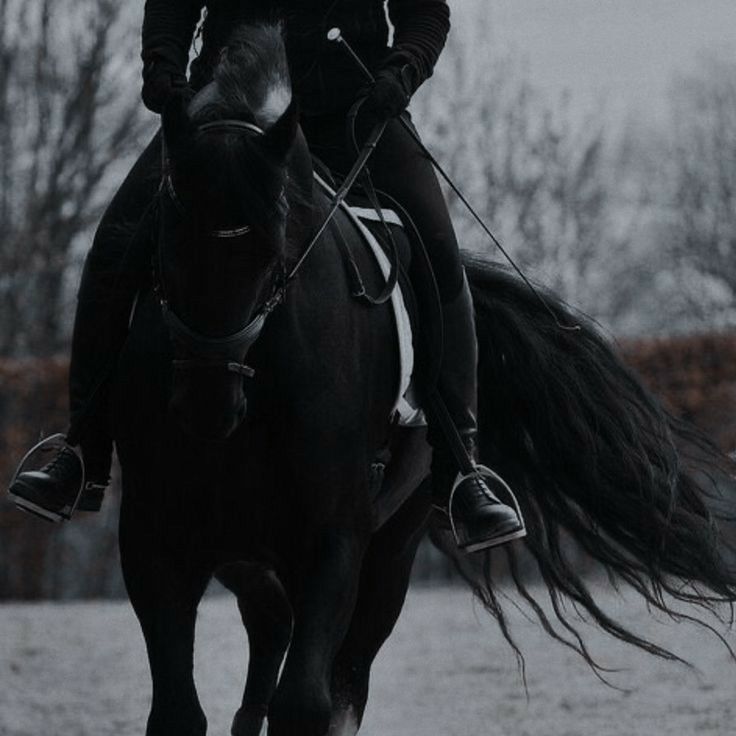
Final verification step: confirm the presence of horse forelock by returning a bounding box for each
[177,23,300,239]
[205,22,292,129]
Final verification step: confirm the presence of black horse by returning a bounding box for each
[113,24,736,736]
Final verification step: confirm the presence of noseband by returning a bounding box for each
[157,119,287,379]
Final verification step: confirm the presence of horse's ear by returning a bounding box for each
[261,99,299,161]
[162,94,194,150]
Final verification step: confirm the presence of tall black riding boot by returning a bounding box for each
[8,286,118,522]
[430,275,526,552]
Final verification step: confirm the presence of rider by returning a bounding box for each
[8,0,525,552]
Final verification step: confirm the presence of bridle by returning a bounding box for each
[163,174,253,240]
[155,112,392,381]
[156,119,287,379]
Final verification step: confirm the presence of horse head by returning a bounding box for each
[158,24,306,440]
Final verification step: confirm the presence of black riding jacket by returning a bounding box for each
[142,0,450,114]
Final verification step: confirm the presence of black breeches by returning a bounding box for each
[300,111,464,303]
[66,133,161,450]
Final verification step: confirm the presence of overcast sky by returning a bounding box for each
[120,2,735,127]
[458,0,736,125]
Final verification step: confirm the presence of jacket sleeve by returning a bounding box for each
[387,0,450,94]
[141,0,205,75]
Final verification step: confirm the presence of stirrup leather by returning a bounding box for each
[9,433,86,522]
[446,464,527,549]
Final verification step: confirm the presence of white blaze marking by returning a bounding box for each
[258,81,292,126]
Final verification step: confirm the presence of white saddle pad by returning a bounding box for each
[314,173,425,427]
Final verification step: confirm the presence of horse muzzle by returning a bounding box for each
[157,281,272,441]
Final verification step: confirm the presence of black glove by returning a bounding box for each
[360,61,416,121]
[142,60,192,114]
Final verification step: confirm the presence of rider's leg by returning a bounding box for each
[8,133,162,522]
[302,111,525,551]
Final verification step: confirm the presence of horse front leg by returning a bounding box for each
[329,484,431,735]
[120,492,212,736]
[125,557,212,736]
[216,563,293,736]
[268,524,368,736]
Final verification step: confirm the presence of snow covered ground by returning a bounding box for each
[1,584,734,735]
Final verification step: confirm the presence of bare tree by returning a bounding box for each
[412,11,625,325]
[664,57,736,329]
[0,0,149,600]
[413,12,736,338]
[0,0,150,357]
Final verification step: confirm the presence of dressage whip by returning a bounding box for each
[327,28,580,333]
[287,117,388,281]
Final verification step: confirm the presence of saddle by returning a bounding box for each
[313,170,423,427]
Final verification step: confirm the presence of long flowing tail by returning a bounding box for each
[435,256,736,673]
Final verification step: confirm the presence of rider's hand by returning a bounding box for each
[142,61,192,115]
[360,62,416,121]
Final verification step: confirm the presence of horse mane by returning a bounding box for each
[178,23,294,238]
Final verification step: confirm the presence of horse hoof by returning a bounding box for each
[232,705,268,736]
[268,687,331,736]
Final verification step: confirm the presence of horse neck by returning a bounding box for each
[284,129,317,263]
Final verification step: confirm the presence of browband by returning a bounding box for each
[195,120,264,137]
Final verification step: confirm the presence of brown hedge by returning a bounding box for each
[1,332,736,599]
[621,332,736,451]
[0,357,122,600]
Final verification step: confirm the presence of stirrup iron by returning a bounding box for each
[446,464,527,550]
[8,433,86,522]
